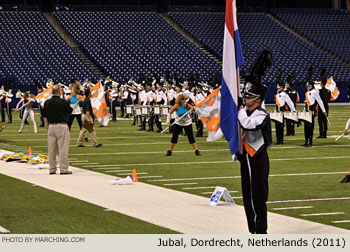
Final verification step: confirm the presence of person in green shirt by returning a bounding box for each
[76,88,102,147]
[43,84,73,175]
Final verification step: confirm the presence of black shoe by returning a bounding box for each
[195,150,202,156]
[276,142,283,145]
[156,129,161,133]
[147,129,153,132]
[305,143,312,147]
[24,121,29,125]
[316,136,322,139]
[8,121,12,124]
[165,150,172,156]
[138,128,145,131]
[340,175,350,183]
[94,143,103,147]
[49,172,56,175]
[77,144,85,147]
[301,143,307,147]
[195,133,202,137]
[112,119,117,122]
[60,171,72,175]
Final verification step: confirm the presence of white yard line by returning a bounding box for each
[137,176,163,179]
[182,186,218,190]
[69,160,90,163]
[0,226,10,233]
[163,183,198,186]
[201,191,238,195]
[148,172,345,182]
[72,163,99,165]
[0,150,348,234]
[117,173,148,175]
[273,206,314,210]
[92,167,121,170]
[301,212,344,217]
[332,220,350,223]
[267,197,350,204]
[83,164,122,168]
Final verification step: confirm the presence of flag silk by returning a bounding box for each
[90,80,110,127]
[326,76,339,101]
[35,85,53,108]
[220,0,244,157]
[195,88,223,142]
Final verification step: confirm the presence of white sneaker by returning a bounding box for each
[18,130,22,133]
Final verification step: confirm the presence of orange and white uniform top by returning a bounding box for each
[238,107,272,157]
[275,91,295,112]
[305,89,326,113]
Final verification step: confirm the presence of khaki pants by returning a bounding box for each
[77,114,98,146]
[48,124,70,173]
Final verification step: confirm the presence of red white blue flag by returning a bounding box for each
[220,0,244,157]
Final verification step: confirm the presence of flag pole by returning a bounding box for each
[237,68,243,155]
[161,109,192,134]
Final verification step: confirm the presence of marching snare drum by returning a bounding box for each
[284,111,299,123]
[141,106,149,116]
[153,105,160,115]
[297,111,313,123]
[269,111,284,124]
[161,106,169,115]
[126,105,134,115]
[135,106,141,116]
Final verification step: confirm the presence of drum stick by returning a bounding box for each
[335,134,345,141]
[161,109,192,134]
[327,117,331,126]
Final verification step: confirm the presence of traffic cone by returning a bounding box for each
[132,169,138,182]
[28,146,32,156]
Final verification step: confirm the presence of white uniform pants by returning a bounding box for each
[19,109,37,133]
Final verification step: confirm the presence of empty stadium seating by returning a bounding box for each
[169,12,350,85]
[54,11,222,82]
[271,8,350,65]
[0,11,97,91]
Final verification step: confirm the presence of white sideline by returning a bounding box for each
[0,151,348,234]
[0,226,10,233]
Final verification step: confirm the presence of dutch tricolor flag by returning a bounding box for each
[220,0,244,158]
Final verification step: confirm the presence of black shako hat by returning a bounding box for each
[242,49,273,100]
[305,66,314,88]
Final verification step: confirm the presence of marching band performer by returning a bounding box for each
[317,68,332,139]
[284,72,299,136]
[120,84,129,118]
[303,67,327,147]
[130,84,139,125]
[146,82,156,132]
[194,84,205,137]
[236,49,272,234]
[6,89,13,124]
[36,87,45,127]
[155,83,167,132]
[110,84,119,122]
[16,92,37,133]
[138,83,148,131]
[166,81,176,133]
[341,119,350,183]
[66,81,84,131]
[275,71,295,145]
[0,86,6,123]
[165,93,201,157]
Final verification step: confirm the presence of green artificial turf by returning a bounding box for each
[0,105,349,232]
